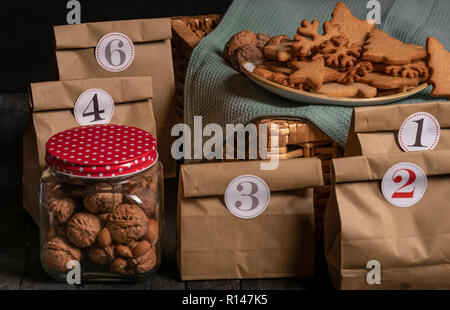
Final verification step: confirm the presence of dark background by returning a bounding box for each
[0,0,233,92]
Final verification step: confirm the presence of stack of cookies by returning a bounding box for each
[224,2,450,99]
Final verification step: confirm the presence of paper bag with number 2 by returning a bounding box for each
[325,150,450,289]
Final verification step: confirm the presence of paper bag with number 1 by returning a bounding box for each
[345,101,450,156]
[325,150,450,289]
[23,76,156,224]
[53,18,176,178]
[177,158,323,280]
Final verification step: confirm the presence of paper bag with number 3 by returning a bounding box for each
[177,158,323,280]
[345,102,450,156]
[23,76,156,224]
[325,150,450,289]
[53,18,176,178]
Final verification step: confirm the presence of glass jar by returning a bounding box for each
[39,124,163,282]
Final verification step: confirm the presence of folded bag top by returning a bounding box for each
[181,157,324,198]
[54,18,172,49]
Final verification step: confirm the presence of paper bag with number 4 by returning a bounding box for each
[325,150,450,289]
[177,158,323,280]
[23,76,156,224]
[345,101,450,156]
[53,18,176,178]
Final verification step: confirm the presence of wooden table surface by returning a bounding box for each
[0,93,332,290]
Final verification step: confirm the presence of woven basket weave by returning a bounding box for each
[170,15,342,240]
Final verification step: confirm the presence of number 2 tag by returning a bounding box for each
[96,32,135,72]
[224,175,270,219]
[74,89,114,126]
[398,112,440,152]
[381,162,427,208]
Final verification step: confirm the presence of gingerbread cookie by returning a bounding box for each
[320,36,361,68]
[338,61,373,84]
[314,82,377,98]
[358,72,420,89]
[288,56,339,90]
[330,1,376,47]
[362,28,427,65]
[292,20,342,57]
[385,60,429,78]
[427,36,450,99]
[264,41,294,61]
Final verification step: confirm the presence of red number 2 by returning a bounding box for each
[391,169,416,199]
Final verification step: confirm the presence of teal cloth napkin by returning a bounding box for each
[184,0,449,146]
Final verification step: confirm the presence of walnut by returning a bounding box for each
[66,212,101,248]
[42,237,81,272]
[255,33,270,50]
[46,190,75,223]
[106,204,148,243]
[125,177,158,218]
[223,30,258,61]
[83,192,122,214]
[230,44,264,71]
[128,240,157,274]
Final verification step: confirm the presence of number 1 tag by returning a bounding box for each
[224,175,270,219]
[398,112,440,152]
[381,162,427,208]
[74,89,114,126]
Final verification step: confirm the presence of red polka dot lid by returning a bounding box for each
[45,124,158,178]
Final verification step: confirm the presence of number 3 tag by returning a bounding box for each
[74,89,114,126]
[96,32,135,72]
[381,162,427,208]
[225,175,270,219]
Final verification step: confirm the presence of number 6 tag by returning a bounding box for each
[74,89,114,126]
[96,32,135,72]
[381,162,427,208]
[225,175,270,219]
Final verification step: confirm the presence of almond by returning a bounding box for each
[143,219,159,245]
[97,227,112,247]
[116,245,133,258]
[133,240,151,257]
[110,258,127,274]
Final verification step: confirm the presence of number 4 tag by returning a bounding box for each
[74,89,114,126]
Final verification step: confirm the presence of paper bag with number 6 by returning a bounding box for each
[53,18,176,178]
[23,76,156,224]
[325,150,450,289]
[345,101,450,156]
[177,158,323,280]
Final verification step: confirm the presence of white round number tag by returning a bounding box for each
[95,32,135,72]
[381,162,427,208]
[398,112,440,152]
[74,89,114,126]
[224,175,270,219]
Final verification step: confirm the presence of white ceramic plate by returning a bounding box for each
[242,62,428,107]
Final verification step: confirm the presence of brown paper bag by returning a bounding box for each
[53,18,176,177]
[177,158,324,280]
[23,76,156,224]
[345,101,450,156]
[325,150,450,289]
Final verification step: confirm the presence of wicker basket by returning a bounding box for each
[170,15,342,239]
